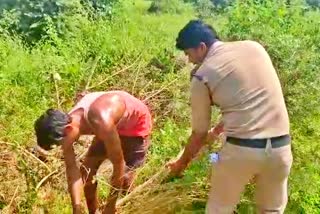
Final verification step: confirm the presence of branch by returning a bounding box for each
[85,56,101,91]
[87,54,142,90]
[36,170,59,191]
[116,167,169,207]
[23,149,51,172]
[52,72,61,109]
[143,78,178,102]
[2,186,19,213]
[131,61,143,94]
[0,140,51,171]
[116,150,185,207]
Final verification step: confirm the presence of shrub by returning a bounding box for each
[0,0,119,44]
[148,0,193,14]
[307,0,320,8]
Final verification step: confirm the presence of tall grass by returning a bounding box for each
[0,0,319,213]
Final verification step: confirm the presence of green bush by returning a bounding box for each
[193,0,216,18]
[0,0,70,44]
[0,0,119,44]
[185,0,234,10]
[148,0,193,14]
[307,0,320,8]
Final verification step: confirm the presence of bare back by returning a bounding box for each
[68,91,152,137]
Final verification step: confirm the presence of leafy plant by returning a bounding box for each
[148,0,193,14]
[0,0,69,44]
[0,0,119,44]
[306,0,320,8]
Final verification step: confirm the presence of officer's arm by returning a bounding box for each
[182,78,211,166]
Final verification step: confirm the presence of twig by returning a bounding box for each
[22,149,51,172]
[0,141,16,147]
[143,78,178,102]
[116,167,169,207]
[87,54,142,90]
[87,65,132,90]
[85,56,101,90]
[0,140,51,171]
[53,73,61,109]
[55,169,66,178]
[77,150,88,161]
[139,79,153,94]
[116,150,184,207]
[2,186,19,214]
[131,61,143,94]
[36,169,59,191]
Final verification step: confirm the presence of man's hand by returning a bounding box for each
[166,159,187,178]
[122,170,135,192]
[166,131,208,179]
[207,123,224,142]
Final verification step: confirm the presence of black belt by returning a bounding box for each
[226,135,291,149]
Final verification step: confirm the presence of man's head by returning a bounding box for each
[176,20,220,64]
[34,109,72,150]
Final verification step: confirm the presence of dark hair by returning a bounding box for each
[176,19,220,50]
[34,109,71,150]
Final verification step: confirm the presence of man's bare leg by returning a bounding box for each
[120,136,151,192]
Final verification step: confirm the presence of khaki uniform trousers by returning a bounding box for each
[206,139,293,214]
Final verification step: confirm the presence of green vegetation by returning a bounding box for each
[0,0,319,213]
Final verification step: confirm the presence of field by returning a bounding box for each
[0,0,319,213]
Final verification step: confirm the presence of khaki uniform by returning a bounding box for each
[190,40,293,213]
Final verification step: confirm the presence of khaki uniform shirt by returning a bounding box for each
[191,40,290,139]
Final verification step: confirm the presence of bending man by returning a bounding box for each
[34,90,152,214]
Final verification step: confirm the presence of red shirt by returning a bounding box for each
[69,91,152,137]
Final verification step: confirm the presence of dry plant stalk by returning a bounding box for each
[0,142,23,213]
[52,72,62,109]
[131,60,143,94]
[143,78,178,102]
[88,54,142,90]
[116,167,170,207]
[116,149,185,208]
[35,170,59,191]
[1,186,19,214]
[23,148,51,171]
[85,56,101,91]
